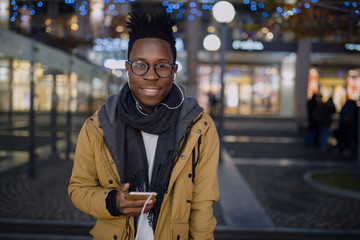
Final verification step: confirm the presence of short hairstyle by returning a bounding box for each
[126,13,177,63]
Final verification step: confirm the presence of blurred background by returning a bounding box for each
[0,0,359,118]
[0,0,360,239]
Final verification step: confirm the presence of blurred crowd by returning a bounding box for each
[305,93,359,156]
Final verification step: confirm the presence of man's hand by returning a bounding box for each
[116,183,156,216]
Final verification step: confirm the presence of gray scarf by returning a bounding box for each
[99,83,181,231]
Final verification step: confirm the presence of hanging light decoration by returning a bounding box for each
[9,0,359,25]
[161,0,217,20]
[10,1,45,22]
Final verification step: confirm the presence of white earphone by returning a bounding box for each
[128,70,184,116]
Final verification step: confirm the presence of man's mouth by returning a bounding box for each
[141,88,161,96]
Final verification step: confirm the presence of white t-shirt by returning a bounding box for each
[135,131,159,240]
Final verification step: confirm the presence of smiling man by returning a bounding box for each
[68,13,220,240]
[126,37,177,113]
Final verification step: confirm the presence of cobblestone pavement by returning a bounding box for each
[0,114,227,228]
[238,165,360,230]
[1,115,359,236]
[0,160,95,222]
[0,158,226,225]
[221,116,360,231]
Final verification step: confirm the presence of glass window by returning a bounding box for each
[197,64,280,115]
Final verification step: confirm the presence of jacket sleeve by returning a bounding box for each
[189,115,220,240]
[68,120,116,220]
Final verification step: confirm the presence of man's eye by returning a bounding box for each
[157,63,170,69]
[134,62,146,68]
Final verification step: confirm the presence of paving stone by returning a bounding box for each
[0,158,225,225]
[237,165,360,230]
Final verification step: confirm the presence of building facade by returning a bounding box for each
[0,0,359,123]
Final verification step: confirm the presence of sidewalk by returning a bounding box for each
[0,115,359,239]
[219,116,360,233]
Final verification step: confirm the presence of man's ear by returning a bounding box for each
[173,63,178,81]
[174,63,178,73]
[125,62,130,79]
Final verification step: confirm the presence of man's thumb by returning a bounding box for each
[118,183,130,192]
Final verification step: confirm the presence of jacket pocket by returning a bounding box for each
[91,218,129,240]
[171,222,189,240]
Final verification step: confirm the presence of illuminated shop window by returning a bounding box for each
[347,69,360,102]
[10,59,82,112]
[307,67,357,112]
[0,58,10,111]
[12,59,31,111]
[197,64,280,116]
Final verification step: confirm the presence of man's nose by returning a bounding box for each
[144,66,159,80]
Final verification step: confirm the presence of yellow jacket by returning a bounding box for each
[68,110,219,240]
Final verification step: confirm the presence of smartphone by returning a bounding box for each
[127,192,157,201]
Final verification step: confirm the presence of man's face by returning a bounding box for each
[126,38,177,114]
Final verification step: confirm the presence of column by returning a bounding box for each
[185,4,201,97]
[51,73,58,159]
[66,58,73,161]
[28,44,37,178]
[294,38,312,125]
[279,54,296,117]
[8,58,13,125]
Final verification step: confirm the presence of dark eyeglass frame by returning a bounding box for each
[126,60,176,78]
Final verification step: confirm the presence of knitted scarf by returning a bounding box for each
[99,83,182,232]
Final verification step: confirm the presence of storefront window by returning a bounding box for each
[12,59,31,111]
[252,67,280,114]
[197,64,221,114]
[69,73,78,112]
[308,68,319,98]
[36,73,53,111]
[197,64,280,116]
[1,54,107,114]
[307,67,355,112]
[56,74,71,112]
[76,77,92,113]
[347,69,360,101]
[0,58,10,111]
[10,58,83,112]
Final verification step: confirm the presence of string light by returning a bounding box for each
[161,0,216,20]
[9,0,360,23]
[10,0,44,22]
[342,0,360,14]
[238,0,359,18]
[8,0,227,23]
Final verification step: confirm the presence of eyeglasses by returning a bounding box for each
[127,60,175,78]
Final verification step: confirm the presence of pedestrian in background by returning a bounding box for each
[208,91,219,118]
[313,96,336,151]
[305,93,322,147]
[336,99,358,156]
[68,13,220,240]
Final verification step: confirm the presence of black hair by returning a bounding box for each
[126,13,177,63]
